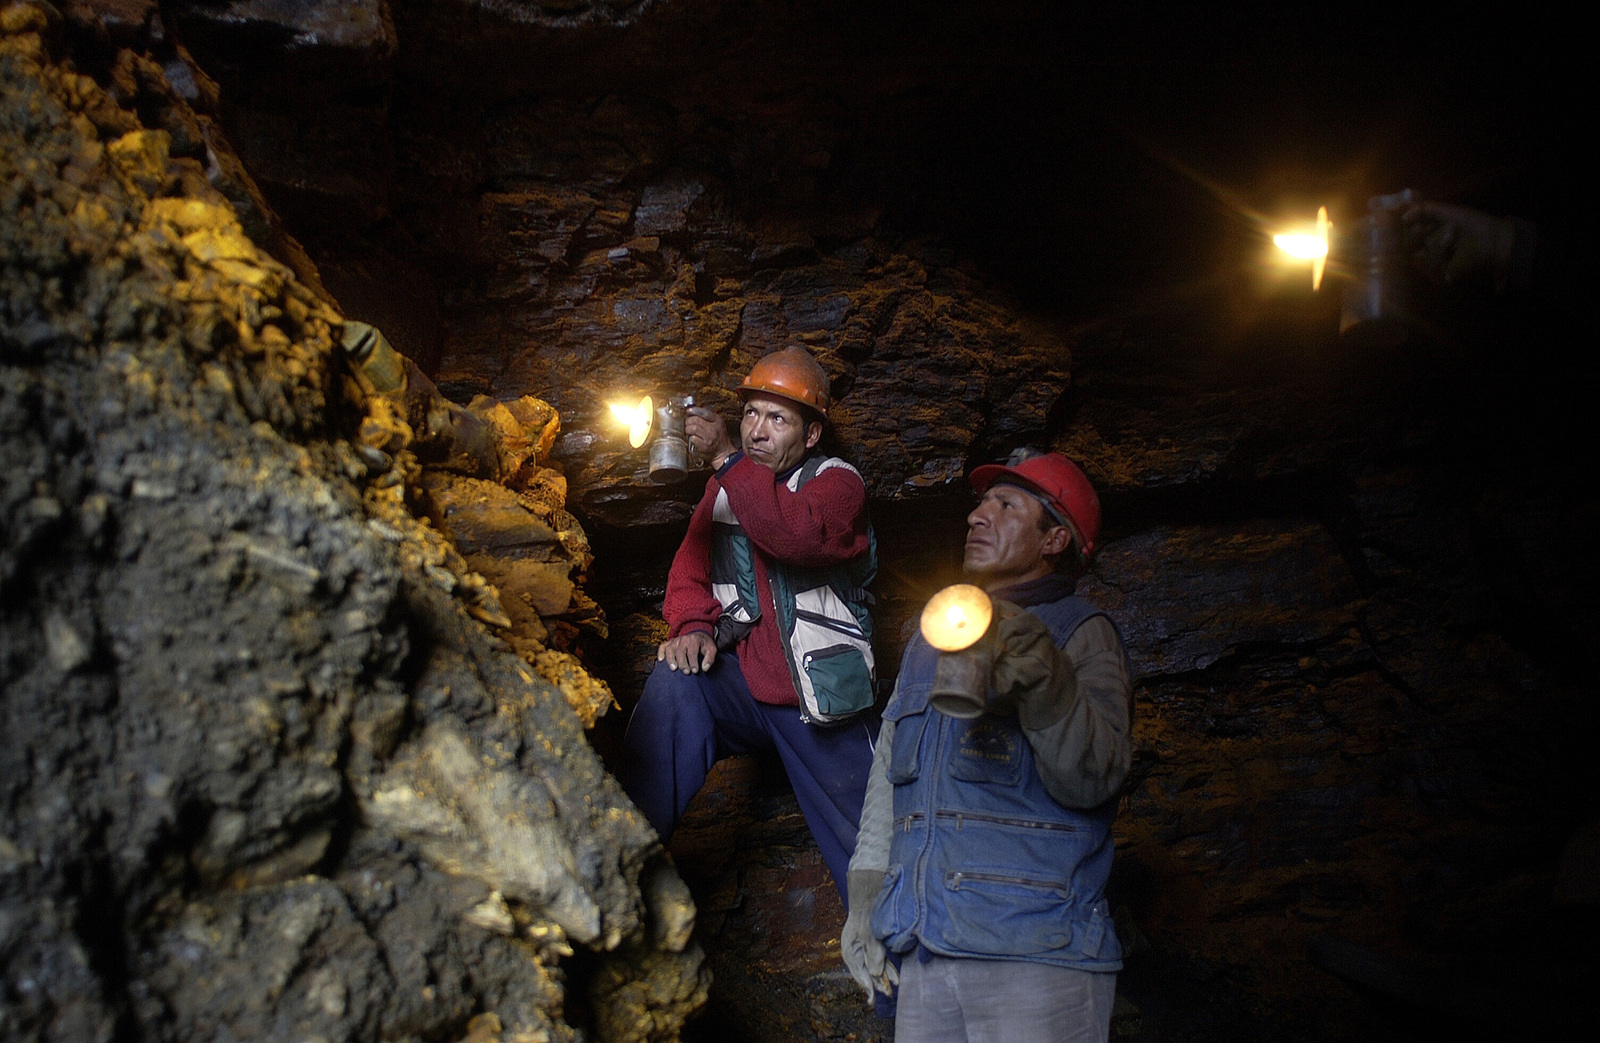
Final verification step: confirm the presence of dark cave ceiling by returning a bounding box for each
[161,0,1586,321]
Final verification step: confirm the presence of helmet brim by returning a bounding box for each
[738,384,827,418]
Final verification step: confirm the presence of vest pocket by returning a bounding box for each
[802,643,873,718]
[939,868,1075,955]
[886,712,927,784]
[868,863,906,941]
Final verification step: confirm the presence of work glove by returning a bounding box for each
[930,600,1068,720]
[931,601,1075,723]
[1399,200,1525,291]
[988,601,1076,728]
[840,869,896,1004]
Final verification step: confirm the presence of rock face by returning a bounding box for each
[0,8,704,1041]
[411,133,1067,526]
[9,3,1597,1043]
[158,0,1072,531]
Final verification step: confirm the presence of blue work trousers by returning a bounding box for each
[618,653,878,902]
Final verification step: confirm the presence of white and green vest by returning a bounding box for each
[710,455,877,724]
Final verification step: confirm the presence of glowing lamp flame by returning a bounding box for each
[1274,206,1332,290]
[920,583,994,652]
[1272,234,1328,259]
[609,395,654,449]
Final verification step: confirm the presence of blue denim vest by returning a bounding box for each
[869,595,1123,971]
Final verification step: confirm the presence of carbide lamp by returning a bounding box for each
[920,584,993,652]
[1338,189,1415,346]
[608,394,708,485]
[920,584,996,719]
[1273,193,1415,346]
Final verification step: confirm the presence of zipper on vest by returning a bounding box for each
[893,812,925,834]
[946,870,1069,895]
[934,810,1082,833]
[793,608,866,639]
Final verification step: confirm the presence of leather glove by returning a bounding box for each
[840,869,896,1004]
[989,600,1077,729]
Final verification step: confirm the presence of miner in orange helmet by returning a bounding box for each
[618,347,879,904]
[842,448,1133,1041]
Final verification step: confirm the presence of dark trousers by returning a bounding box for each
[618,653,878,903]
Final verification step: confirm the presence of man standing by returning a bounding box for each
[841,450,1133,1043]
[619,347,878,900]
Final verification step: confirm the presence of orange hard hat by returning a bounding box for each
[738,347,830,417]
[970,449,1101,557]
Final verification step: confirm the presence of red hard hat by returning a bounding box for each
[970,451,1101,557]
[739,347,830,417]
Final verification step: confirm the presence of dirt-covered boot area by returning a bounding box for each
[0,4,705,1040]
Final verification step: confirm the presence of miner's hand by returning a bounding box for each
[658,631,717,674]
[1400,200,1519,290]
[685,411,737,468]
[989,600,1074,721]
[841,870,896,1004]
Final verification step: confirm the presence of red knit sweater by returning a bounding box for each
[664,453,871,705]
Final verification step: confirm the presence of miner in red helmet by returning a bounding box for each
[841,448,1133,1042]
[618,347,879,903]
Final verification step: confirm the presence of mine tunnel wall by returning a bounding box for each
[5,3,1598,1042]
[250,2,1600,1034]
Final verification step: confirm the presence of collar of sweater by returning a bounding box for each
[988,573,1077,607]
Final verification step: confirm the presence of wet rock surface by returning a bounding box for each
[1,9,704,1040]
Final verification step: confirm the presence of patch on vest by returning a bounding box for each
[955,719,1019,765]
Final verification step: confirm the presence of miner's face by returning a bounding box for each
[740,392,821,473]
[963,483,1070,590]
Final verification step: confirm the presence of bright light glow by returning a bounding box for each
[609,395,653,448]
[1273,206,1332,290]
[1273,234,1328,259]
[920,583,994,652]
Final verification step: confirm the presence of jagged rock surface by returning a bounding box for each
[161,0,1071,530]
[0,9,704,1040]
[168,4,1586,1040]
[13,4,1597,1043]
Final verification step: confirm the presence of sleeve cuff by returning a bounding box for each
[714,450,744,478]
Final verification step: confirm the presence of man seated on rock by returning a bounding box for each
[841,450,1133,1043]
[618,346,878,902]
